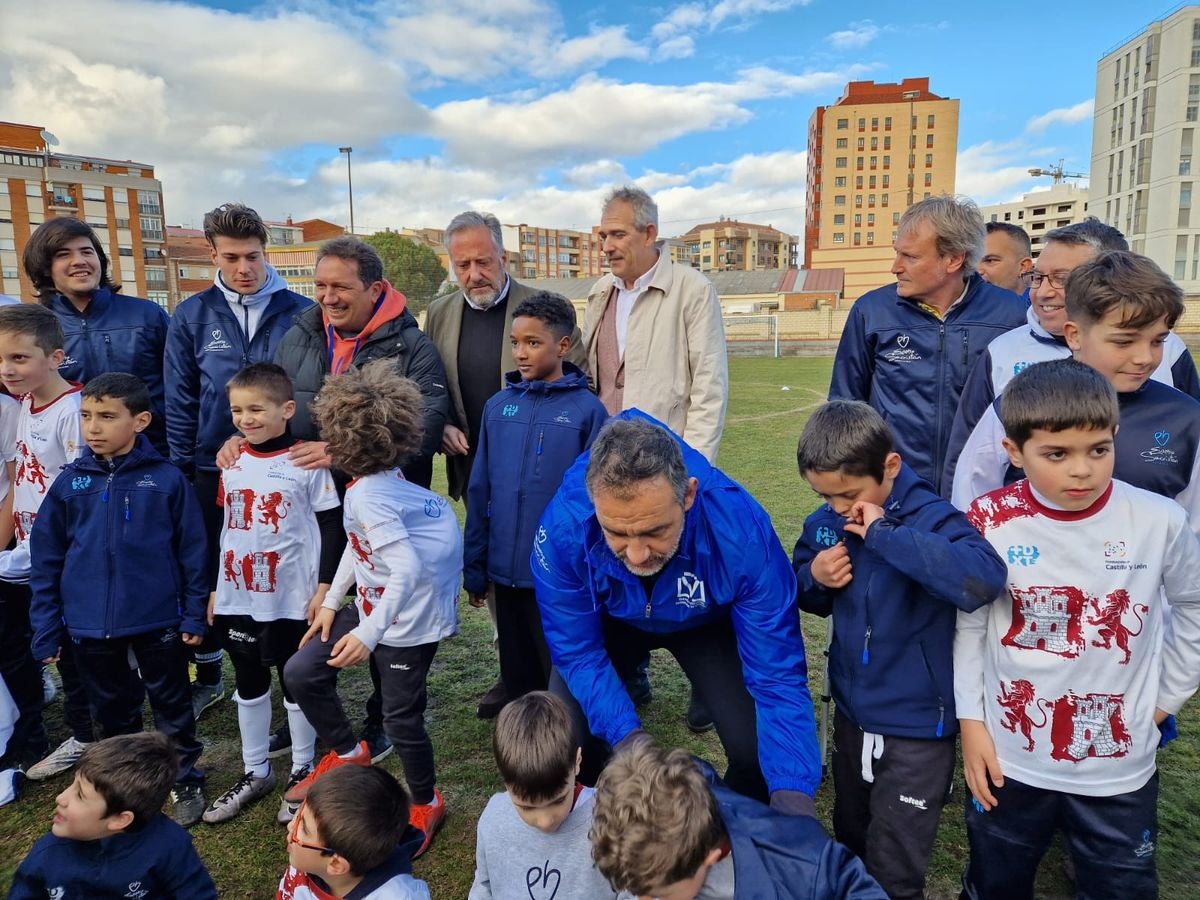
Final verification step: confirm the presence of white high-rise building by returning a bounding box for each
[979,184,1090,258]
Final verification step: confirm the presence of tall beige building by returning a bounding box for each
[804,78,960,302]
[501,223,605,280]
[677,218,798,272]
[979,184,1090,258]
[1092,6,1200,292]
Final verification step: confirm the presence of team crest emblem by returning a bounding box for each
[71,475,92,491]
[676,572,706,609]
[897,334,910,348]
[424,498,443,518]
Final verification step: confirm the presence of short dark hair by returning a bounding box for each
[203,203,269,247]
[1066,250,1184,330]
[311,360,424,476]
[0,303,65,355]
[82,372,151,416]
[306,766,411,875]
[1044,217,1128,254]
[316,237,384,287]
[76,732,177,828]
[494,692,576,803]
[999,359,1119,448]
[512,292,576,340]
[22,217,115,302]
[585,417,688,504]
[796,400,894,482]
[226,362,294,404]
[986,221,1031,257]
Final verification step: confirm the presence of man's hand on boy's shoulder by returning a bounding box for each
[843,501,885,540]
[289,441,332,471]
[811,542,853,590]
[215,434,246,469]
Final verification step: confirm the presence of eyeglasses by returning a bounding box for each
[287,801,335,856]
[1029,270,1070,290]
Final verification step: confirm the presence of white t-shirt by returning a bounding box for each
[214,445,339,621]
[0,393,20,506]
[326,469,460,649]
[11,386,82,541]
[956,479,1200,796]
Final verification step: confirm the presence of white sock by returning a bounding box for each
[284,699,317,772]
[235,691,272,777]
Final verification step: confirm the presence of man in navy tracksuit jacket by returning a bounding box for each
[29,430,209,791]
[532,411,820,811]
[792,406,1007,898]
[463,359,607,700]
[828,198,1028,497]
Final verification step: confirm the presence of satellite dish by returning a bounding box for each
[39,130,59,148]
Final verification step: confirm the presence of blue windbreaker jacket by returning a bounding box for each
[696,759,888,899]
[531,410,821,796]
[29,434,209,660]
[164,284,312,473]
[792,464,1006,739]
[44,288,170,453]
[463,363,607,594]
[828,274,1027,495]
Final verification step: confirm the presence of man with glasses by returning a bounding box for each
[977,222,1033,297]
[942,218,1200,495]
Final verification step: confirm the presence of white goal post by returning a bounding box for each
[721,313,780,358]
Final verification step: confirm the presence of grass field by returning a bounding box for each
[3,355,1199,898]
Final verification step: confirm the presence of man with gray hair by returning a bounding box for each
[532,411,821,814]
[424,212,583,720]
[829,195,1027,496]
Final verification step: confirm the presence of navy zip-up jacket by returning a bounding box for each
[9,812,217,899]
[829,274,1027,495]
[164,284,312,473]
[793,464,1006,739]
[43,288,170,454]
[29,434,208,661]
[463,362,607,595]
[532,410,821,796]
[695,759,888,899]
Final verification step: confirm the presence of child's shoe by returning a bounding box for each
[202,769,277,823]
[277,765,312,824]
[409,787,445,859]
[284,742,369,803]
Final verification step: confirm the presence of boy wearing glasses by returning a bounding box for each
[278,766,430,900]
[944,219,1200,494]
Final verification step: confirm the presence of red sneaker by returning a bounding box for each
[284,741,370,802]
[409,787,445,859]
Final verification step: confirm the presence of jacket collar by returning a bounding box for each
[213,264,288,307]
[47,287,117,317]
[74,433,162,474]
[502,360,589,393]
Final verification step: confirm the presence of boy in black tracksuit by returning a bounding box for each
[792,400,1007,899]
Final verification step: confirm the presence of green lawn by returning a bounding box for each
[2,356,1198,898]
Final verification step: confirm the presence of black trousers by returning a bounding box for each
[831,709,956,900]
[216,615,307,703]
[188,470,225,681]
[284,605,439,804]
[549,612,767,802]
[961,772,1158,900]
[72,628,204,784]
[494,584,549,699]
[0,581,46,767]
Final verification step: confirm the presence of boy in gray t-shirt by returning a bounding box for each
[469,692,617,900]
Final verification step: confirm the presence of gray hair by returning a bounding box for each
[586,418,687,504]
[898,195,985,276]
[444,211,505,256]
[1043,216,1128,255]
[316,236,384,286]
[603,186,658,231]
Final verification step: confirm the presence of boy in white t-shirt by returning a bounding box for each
[283,360,460,860]
[956,358,1200,899]
[202,364,340,825]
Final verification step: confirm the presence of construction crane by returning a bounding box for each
[1028,158,1087,184]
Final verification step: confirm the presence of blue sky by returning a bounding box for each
[0,0,1171,240]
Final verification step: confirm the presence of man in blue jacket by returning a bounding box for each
[532,412,820,811]
[165,202,312,720]
[829,196,1028,497]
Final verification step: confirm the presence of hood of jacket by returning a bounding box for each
[213,263,288,307]
[343,826,426,899]
[1025,303,1065,346]
[72,432,165,475]
[502,360,590,394]
[323,280,409,375]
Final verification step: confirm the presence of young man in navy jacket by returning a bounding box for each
[792,400,1006,900]
[463,293,607,702]
[29,374,210,826]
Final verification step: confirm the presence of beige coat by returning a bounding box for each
[425,278,585,499]
[583,255,728,462]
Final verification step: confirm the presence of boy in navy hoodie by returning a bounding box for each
[463,293,607,701]
[29,373,210,827]
[791,400,1007,900]
[10,732,217,899]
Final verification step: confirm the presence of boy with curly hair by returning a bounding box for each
[282,361,461,859]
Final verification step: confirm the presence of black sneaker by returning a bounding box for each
[686,692,714,734]
[267,724,292,759]
[625,672,653,708]
[170,783,206,828]
[277,766,311,824]
[475,680,509,720]
[361,726,393,763]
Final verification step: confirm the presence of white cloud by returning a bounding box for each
[1025,99,1095,134]
[955,141,1041,204]
[657,36,697,59]
[827,20,881,49]
[652,0,811,52]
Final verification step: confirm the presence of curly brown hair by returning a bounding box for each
[311,360,424,477]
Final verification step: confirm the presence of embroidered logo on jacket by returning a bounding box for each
[676,572,706,609]
[882,333,923,363]
[1140,429,1178,465]
[203,329,233,353]
[71,475,92,491]
[814,525,840,547]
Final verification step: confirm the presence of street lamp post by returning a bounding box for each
[338,147,354,235]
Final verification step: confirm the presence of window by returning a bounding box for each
[927,114,935,128]
[834,176,846,187]
[853,233,861,246]
[523,249,535,261]
[884,136,891,150]
[857,118,865,130]
[837,118,848,129]
[857,138,865,150]
[118,246,133,257]
[868,194,876,206]
[702,240,711,248]
[833,214,845,225]
[869,176,876,188]
[870,137,878,150]
[2,267,18,280]
[871,117,879,129]
[833,233,845,243]
[882,195,889,207]
[0,239,13,251]
[835,157,847,168]
[855,195,863,207]
[925,153,934,166]
[82,186,105,202]
[136,190,160,215]
[882,175,889,188]
[870,156,877,169]
[893,213,901,225]
[867,232,874,244]
[926,134,934,148]
[834,195,846,206]
[1032,206,1046,215]
[856,176,863,188]
[146,291,169,310]
[521,231,534,243]
[140,216,163,241]
[854,214,862,226]
[145,267,167,287]
[924,172,933,187]
[538,235,547,246]
[883,155,890,168]
[51,183,73,206]
[884,116,892,130]
[114,218,129,229]
[867,214,875,225]
[856,158,864,170]
[836,138,847,148]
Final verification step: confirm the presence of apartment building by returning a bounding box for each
[677,218,798,272]
[0,121,167,306]
[979,184,1091,257]
[501,224,605,280]
[804,78,960,301]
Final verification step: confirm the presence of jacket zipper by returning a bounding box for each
[508,393,545,578]
[919,645,947,738]
[102,460,117,637]
[933,321,947,485]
